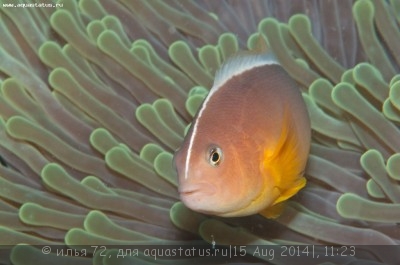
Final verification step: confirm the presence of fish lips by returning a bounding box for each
[178,184,216,210]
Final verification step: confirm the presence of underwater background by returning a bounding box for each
[0,0,400,264]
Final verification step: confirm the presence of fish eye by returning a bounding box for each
[208,146,222,166]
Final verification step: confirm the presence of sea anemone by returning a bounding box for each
[1,0,399,264]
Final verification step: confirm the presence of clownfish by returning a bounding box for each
[173,41,311,218]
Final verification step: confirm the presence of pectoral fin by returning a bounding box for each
[273,177,306,205]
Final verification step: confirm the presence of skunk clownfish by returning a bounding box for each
[173,44,311,219]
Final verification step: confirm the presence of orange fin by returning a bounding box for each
[274,177,306,205]
[262,109,307,206]
[259,202,286,219]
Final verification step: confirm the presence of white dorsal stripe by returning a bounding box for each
[212,52,278,92]
[184,52,278,179]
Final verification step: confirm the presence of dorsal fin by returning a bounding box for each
[212,35,278,91]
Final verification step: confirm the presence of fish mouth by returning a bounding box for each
[179,185,220,215]
[179,188,201,197]
[178,184,215,198]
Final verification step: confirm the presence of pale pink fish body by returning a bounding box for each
[174,51,311,218]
